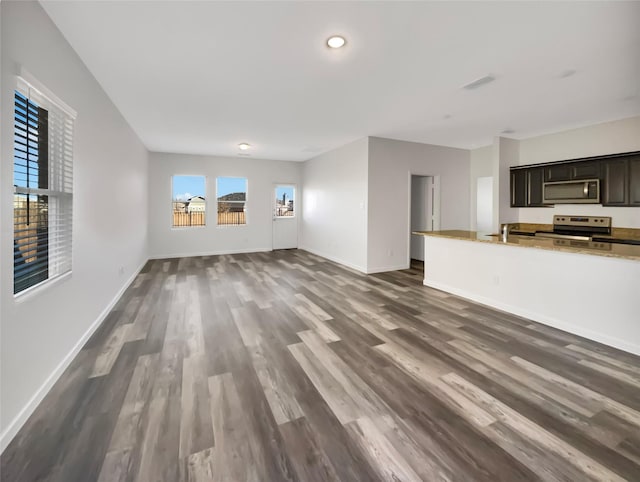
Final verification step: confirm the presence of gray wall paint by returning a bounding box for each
[301,138,369,271]
[469,145,493,231]
[1,1,149,448]
[367,137,470,272]
[494,137,520,230]
[148,152,302,258]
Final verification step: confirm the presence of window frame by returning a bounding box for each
[170,174,208,229]
[216,176,248,227]
[13,71,76,299]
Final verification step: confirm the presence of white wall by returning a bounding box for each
[301,138,369,272]
[469,146,492,231]
[516,116,640,227]
[494,137,520,230]
[476,177,494,233]
[368,137,470,272]
[1,1,149,450]
[148,152,302,258]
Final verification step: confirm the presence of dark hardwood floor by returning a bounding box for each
[2,250,640,481]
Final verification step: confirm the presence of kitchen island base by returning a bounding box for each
[423,235,640,356]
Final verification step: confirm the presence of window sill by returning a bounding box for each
[14,271,72,304]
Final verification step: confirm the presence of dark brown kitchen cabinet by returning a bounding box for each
[510,167,547,207]
[545,160,600,182]
[629,156,640,206]
[601,158,628,205]
[545,163,573,182]
[527,167,546,206]
[511,150,639,208]
[510,169,527,207]
[571,160,601,179]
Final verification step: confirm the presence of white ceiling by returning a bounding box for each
[41,1,640,161]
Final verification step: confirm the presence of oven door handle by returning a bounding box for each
[534,232,591,241]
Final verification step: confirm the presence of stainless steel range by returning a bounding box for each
[535,215,611,241]
[508,215,640,246]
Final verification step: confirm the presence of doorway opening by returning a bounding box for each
[409,175,437,263]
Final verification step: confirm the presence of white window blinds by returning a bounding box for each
[14,76,75,295]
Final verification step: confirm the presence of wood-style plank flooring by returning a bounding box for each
[2,250,640,481]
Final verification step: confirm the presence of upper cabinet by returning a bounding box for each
[629,156,640,206]
[544,160,601,182]
[601,154,640,206]
[510,169,527,207]
[511,151,640,208]
[510,166,547,207]
[528,167,546,206]
[601,158,628,205]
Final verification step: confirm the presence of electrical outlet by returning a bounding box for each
[118,266,125,276]
[493,275,500,285]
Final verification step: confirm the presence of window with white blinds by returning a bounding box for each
[14,77,75,295]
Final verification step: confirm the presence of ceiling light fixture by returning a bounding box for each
[238,143,251,150]
[327,36,346,49]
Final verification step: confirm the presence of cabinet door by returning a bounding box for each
[629,156,640,206]
[527,167,546,206]
[571,160,600,179]
[545,164,572,182]
[511,170,527,207]
[602,159,628,205]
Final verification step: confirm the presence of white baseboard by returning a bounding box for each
[0,258,148,454]
[423,279,640,357]
[298,246,367,273]
[149,247,271,260]
[366,263,410,274]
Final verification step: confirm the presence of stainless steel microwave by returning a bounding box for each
[542,179,600,204]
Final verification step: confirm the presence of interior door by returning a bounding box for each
[272,184,298,250]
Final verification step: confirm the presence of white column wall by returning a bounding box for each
[367,137,470,273]
[300,138,369,272]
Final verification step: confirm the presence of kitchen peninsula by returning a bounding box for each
[414,226,640,356]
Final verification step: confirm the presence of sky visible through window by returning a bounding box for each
[173,176,294,203]
[173,175,205,201]
[217,177,247,198]
[275,186,294,203]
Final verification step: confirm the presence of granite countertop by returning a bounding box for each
[412,229,640,261]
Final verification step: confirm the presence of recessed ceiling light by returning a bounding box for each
[238,143,251,150]
[327,36,346,49]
